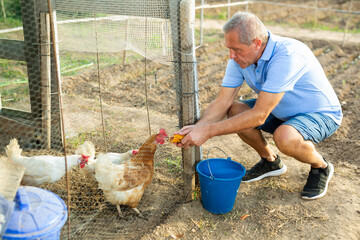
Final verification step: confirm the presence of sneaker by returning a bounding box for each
[242,155,287,182]
[301,159,334,200]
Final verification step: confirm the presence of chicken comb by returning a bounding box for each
[159,128,167,137]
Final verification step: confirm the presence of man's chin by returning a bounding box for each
[237,63,249,69]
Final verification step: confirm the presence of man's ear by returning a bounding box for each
[253,38,262,50]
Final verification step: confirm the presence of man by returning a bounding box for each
[176,12,342,200]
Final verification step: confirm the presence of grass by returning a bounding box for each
[264,19,360,34]
[164,156,182,173]
[59,51,144,77]
[0,79,27,88]
[194,28,223,44]
[0,17,22,28]
[0,59,27,79]
[1,85,29,103]
[66,131,97,149]
[0,59,29,106]
[195,8,228,21]
[60,52,95,76]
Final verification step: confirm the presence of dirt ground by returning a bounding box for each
[140,35,360,240]
[50,30,360,240]
[2,1,360,240]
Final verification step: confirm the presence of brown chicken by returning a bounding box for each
[95,129,167,217]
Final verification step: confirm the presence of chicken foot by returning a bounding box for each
[132,207,145,218]
[116,205,145,219]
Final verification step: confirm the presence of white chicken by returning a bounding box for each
[82,149,138,177]
[5,139,95,186]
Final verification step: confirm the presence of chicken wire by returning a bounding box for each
[0,0,196,239]
[1,0,358,239]
[55,3,173,65]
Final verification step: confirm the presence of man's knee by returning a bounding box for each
[227,102,250,118]
[273,125,303,154]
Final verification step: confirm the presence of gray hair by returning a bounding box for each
[223,12,268,45]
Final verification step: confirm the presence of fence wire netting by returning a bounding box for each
[0,0,359,239]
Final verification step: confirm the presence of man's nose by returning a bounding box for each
[229,50,236,59]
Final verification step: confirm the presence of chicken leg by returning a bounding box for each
[116,205,144,218]
[132,207,144,218]
[116,205,122,217]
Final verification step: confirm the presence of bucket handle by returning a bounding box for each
[206,146,230,180]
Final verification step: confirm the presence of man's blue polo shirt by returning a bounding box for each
[222,31,342,125]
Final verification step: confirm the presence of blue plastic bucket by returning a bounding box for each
[196,156,246,214]
[3,186,68,240]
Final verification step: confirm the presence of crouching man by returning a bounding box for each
[175,12,342,200]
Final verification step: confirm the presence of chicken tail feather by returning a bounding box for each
[5,139,22,159]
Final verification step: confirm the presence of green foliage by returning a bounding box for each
[0,59,28,106]
[0,59,27,79]
[0,16,22,28]
[67,131,96,149]
[164,156,182,173]
[1,85,29,104]
[1,0,22,20]
[195,8,228,20]
[194,29,223,44]
[60,52,94,76]
[59,51,144,77]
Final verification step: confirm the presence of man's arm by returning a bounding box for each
[196,86,240,126]
[208,90,285,137]
[178,90,285,148]
[175,86,239,137]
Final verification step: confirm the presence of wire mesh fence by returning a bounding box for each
[0,0,190,239]
[0,0,359,239]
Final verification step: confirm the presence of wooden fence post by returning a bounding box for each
[40,12,51,149]
[1,0,6,20]
[342,0,354,47]
[170,0,200,201]
[180,0,199,201]
[314,0,318,26]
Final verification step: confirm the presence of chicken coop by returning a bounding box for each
[2,0,360,238]
[0,0,201,239]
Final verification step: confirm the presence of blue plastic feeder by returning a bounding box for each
[0,194,15,238]
[3,186,68,240]
[196,154,246,214]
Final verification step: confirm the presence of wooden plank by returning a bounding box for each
[1,108,33,121]
[0,115,37,150]
[0,115,36,135]
[21,0,43,122]
[179,0,198,202]
[54,0,170,19]
[40,12,52,149]
[169,0,182,125]
[0,156,25,201]
[48,9,64,149]
[0,39,25,61]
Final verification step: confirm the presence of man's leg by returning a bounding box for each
[273,113,339,200]
[273,125,326,168]
[227,102,277,161]
[227,102,287,182]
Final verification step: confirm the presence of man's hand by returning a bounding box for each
[175,125,211,148]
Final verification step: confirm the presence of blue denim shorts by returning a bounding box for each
[242,99,340,144]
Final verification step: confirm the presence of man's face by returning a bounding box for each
[225,30,260,69]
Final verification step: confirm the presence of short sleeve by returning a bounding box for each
[221,59,244,88]
[262,50,307,93]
